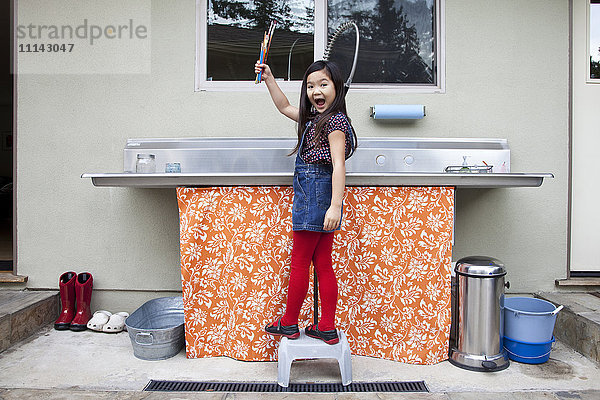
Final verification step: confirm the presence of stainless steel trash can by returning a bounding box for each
[449,256,510,371]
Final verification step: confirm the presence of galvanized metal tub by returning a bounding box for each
[125,296,185,361]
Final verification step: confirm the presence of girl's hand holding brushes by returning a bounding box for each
[255,62,273,83]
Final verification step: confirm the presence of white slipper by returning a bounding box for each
[102,312,129,333]
[87,310,112,331]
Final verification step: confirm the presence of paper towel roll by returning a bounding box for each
[371,104,426,119]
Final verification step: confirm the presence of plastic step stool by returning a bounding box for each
[277,329,352,388]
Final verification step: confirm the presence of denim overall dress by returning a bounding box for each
[292,122,343,232]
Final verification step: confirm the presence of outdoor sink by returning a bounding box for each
[82,137,552,188]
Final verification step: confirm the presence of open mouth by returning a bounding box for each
[315,99,326,108]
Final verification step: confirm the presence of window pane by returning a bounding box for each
[591,0,600,79]
[328,0,435,84]
[207,0,314,81]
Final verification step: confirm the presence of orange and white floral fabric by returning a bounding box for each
[177,186,454,364]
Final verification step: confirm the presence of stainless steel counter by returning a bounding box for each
[82,137,553,188]
[81,172,553,189]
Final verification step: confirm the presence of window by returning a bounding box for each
[206,0,314,82]
[590,0,600,80]
[196,0,444,91]
[327,0,437,85]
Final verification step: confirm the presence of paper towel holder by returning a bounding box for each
[370,105,426,119]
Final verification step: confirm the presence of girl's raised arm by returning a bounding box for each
[255,62,299,122]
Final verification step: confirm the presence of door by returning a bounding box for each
[0,0,14,273]
[570,0,600,276]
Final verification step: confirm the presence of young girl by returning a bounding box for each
[255,60,357,345]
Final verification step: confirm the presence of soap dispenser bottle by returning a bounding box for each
[459,156,470,173]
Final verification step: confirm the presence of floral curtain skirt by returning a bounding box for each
[177,186,454,365]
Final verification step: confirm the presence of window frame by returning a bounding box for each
[195,0,445,93]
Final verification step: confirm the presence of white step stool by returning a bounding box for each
[277,329,352,388]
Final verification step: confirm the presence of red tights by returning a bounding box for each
[280,230,338,331]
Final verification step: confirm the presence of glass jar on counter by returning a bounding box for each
[136,154,156,173]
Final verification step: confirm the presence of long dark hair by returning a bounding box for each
[291,60,357,158]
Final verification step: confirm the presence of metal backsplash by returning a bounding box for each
[124,137,510,174]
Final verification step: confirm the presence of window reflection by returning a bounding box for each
[207,0,314,81]
[591,0,600,79]
[328,0,436,84]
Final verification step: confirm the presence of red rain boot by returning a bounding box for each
[54,271,77,330]
[70,272,93,331]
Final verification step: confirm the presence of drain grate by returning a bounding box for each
[144,380,428,393]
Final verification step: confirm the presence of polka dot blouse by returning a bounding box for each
[301,112,354,164]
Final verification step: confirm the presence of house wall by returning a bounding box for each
[12,0,570,312]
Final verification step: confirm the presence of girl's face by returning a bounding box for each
[306,69,336,113]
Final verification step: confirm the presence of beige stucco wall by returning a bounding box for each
[14,0,569,312]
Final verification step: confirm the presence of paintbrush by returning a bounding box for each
[255,22,276,84]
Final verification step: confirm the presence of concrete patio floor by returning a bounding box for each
[0,324,599,399]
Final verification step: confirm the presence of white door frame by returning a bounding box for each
[569,0,600,277]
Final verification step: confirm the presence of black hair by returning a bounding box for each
[290,60,357,158]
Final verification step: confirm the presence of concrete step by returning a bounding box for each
[537,292,600,364]
[0,290,59,353]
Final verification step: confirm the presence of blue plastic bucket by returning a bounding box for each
[504,336,555,364]
[503,297,563,343]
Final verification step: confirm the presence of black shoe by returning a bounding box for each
[305,324,339,344]
[265,317,300,339]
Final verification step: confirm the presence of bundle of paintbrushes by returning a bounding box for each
[255,21,276,84]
